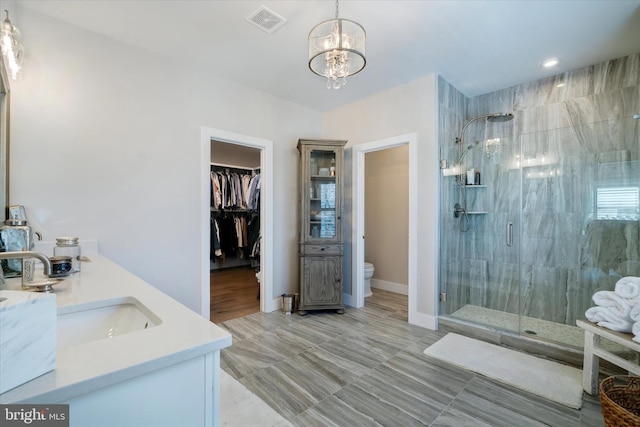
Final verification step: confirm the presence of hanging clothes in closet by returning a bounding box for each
[211,168,260,212]
[210,165,261,266]
[211,212,260,264]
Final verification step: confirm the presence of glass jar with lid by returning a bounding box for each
[54,237,81,273]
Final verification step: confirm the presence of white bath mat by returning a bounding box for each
[423,333,583,409]
[220,370,293,427]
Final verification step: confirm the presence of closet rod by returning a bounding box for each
[211,162,260,172]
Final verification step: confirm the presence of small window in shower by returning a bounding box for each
[596,186,639,220]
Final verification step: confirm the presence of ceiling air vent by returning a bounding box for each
[246,6,287,34]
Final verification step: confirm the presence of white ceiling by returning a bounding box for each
[18,0,640,112]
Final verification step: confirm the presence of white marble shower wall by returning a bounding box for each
[438,52,640,334]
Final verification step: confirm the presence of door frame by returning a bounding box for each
[200,127,274,318]
[351,133,417,313]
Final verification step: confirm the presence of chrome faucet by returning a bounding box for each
[0,251,53,290]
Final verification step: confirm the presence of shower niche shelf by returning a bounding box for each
[459,184,488,215]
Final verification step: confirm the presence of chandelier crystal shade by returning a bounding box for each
[308,1,366,90]
[1,10,23,80]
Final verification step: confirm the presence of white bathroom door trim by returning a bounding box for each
[200,127,274,318]
[352,132,417,311]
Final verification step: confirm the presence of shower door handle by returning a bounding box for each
[506,222,513,247]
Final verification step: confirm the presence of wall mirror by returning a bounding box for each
[0,54,9,221]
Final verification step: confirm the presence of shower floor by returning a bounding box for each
[450,305,587,349]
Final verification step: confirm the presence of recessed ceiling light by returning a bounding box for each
[543,58,559,68]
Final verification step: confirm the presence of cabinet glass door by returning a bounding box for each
[309,149,337,240]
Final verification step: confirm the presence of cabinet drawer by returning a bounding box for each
[300,244,343,256]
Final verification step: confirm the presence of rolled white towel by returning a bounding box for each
[633,321,640,343]
[631,302,640,322]
[615,276,640,299]
[585,306,634,333]
[592,290,635,318]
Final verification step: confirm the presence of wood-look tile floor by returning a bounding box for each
[216,289,604,426]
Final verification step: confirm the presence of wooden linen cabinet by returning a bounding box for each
[297,139,347,315]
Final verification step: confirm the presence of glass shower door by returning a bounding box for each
[439,134,522,335]
[517,116,640,347]
[440,114,639,349]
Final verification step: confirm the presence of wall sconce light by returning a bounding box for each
[1,10,24,80]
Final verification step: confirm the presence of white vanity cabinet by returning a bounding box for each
[0,254,231,427]
[66,353,219,427]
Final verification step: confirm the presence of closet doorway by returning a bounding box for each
[210,140,261,322]
[200,127,273,322]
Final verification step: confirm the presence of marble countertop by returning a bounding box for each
[0,252,231,404]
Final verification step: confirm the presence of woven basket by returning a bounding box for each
[599,376,640,427]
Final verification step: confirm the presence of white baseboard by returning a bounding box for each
[343,293,354,307]
[267,296,280,313]
[409,311,437,330]
[371,278,408,295]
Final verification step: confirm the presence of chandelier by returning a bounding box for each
[308,0,366,90]
[1,10,23,80]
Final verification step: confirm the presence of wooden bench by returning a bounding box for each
[577,319,640,395]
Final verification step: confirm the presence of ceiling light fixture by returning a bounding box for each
[308,0,366,90]
[246,6,287,34]
[542,58,559,68]
[0,10,23,80]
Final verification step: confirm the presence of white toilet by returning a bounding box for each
[364,262,375,297]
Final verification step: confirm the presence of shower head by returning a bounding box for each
[453,112,514,166]
[457,112,514,144]
[487,113,514,123]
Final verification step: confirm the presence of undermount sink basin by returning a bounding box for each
[57,297,162,349]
